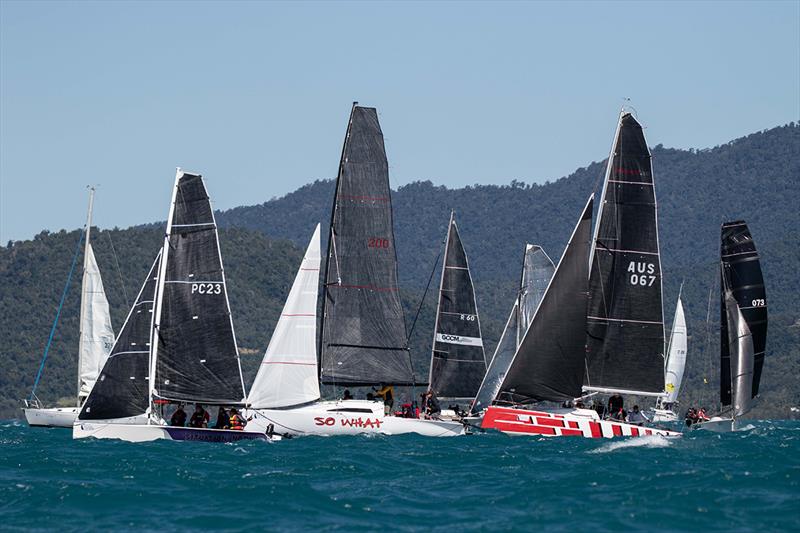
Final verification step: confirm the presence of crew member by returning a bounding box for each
[425,389,441,419]
[215,407,230,429]
[229,408,245,430]
[170,404,187,427]
[627,405,647,425]
[342,389,354,401]
[189,403,210,428]
[373,384,394,415]
[608,394,624,417]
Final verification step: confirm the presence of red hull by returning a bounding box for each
[481,406,681,438]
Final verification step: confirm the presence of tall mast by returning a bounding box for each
[76,186,95,405]
[147,168,181,420]
[428,210,454,386]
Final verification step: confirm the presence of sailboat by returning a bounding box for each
[649,292,688,423]
[693,221,767,432]
[74,169,270,442]
[467,244,554,422]
[244,104,464,437]
[427,212,487,405]
[24,187,115,428]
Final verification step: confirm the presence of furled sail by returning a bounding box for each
[498,196,594,404]
[663,296,687,405]
[471,244,554,414]
[151,170,245,404]
[724,290,755,418]
[248,225,322,409]
[428,213,487,399]
[585,112,665,395]
[77,242,116,400]
[720,221,767,406]
[79,252,161,420]
[319,105,414,386]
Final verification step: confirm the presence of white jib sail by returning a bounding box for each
[247,224,322,409]
[663,297,687,404]
[78,242,115,398]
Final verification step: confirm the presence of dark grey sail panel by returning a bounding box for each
[518,245,555,346]
[471,300,518,414]
[80,252,161,420]
[720,221,767,405]
[429,216,487,398]
[319,106,413,385]
[499,196,594,403]
[585,113,665,394]
[155,172,245,403]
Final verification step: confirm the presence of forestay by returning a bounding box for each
[319,105,414,386]
[585,112,665,395]
[429,213,486,399]
[719,221,767,407]
[152,171,245,404]
[80,252,161,420]
[248,225,322,409]
[498,196,594,404]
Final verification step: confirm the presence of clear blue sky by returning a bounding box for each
[1,0,798,242]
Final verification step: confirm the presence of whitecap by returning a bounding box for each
[589,434,674,454]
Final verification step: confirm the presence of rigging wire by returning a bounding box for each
[406,238,444,346]
[105,230,129,308]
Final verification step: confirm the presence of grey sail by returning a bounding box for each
[720,221,767,407]
[429,213,487,399]
[79,251,161,420]
[152,171,246,404]
[585,112,665,395]
[319,105,414,386]
[498,196,594,404]
[724,290,755,418]
[517,245,555,346]
[470,300,518,413]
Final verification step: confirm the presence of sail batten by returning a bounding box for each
[428,213,487,399]
[319,106,414,386]
[585,112,666,394]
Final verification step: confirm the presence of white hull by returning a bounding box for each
[648,408,679,423]
[24,407,79,428]
[73,420,275,442]
[691,416,745,433]
[245,399,465,437]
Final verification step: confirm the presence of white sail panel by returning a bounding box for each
[663,297,687,404]
[726,292,755,418]
[78,243,115,397]
[248,225,321,409]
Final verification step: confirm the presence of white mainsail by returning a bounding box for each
[247,225,322,409]
[663,297,687,405]
[77,189,115,402]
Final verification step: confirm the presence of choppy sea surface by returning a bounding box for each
[1,420,798,532]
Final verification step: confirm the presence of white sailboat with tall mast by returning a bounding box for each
[24,187,115,428]
[649,291,688,423]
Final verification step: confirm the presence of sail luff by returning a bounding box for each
[427,211,453,387]
[76,187,95,404]
[518,245,555,346]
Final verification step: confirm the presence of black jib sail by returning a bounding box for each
[428,212,487,399]
[152,171,245,404]
[585,112,665,395]
[720,221,767,408]
[498,196,594,404]
[79,251,161,420]
[319,105,414,386]
[470,244,555,414]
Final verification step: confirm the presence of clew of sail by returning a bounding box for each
[79,251,161,420]
[248,225,322,409]
[319,105,413,386]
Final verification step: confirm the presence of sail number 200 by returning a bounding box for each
[367,237,390,249]
[627,261,657,287]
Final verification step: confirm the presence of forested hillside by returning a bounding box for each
[2,123,797,419]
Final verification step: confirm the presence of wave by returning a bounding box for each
[590,434,674,454]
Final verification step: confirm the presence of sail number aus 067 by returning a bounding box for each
[627,261,657,287]
[191,282,222,295]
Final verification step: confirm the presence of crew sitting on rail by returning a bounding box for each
[189,403,210,428]
[215,407,230,429]
[373,384,394,415]
[342,389,353,401]
[608,394,624,418]
[627,405,647,425]
[228,408,245,430]
[170,404,187,427]
[423,389,441,419]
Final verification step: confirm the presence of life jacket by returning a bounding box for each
[229,414,244,430]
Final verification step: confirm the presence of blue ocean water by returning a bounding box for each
[1,420,798,532]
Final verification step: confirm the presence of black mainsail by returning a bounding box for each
[319,105,414,386]
[471,244,555,414]
[150,170,246,404]
[428,212,486,399]
[79,251,161,420]
[720,221,767,411]
[498,196,594,404]
[585,112,665,395]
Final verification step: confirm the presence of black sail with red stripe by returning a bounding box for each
[319,105,414,386]
[585,112,665,394]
